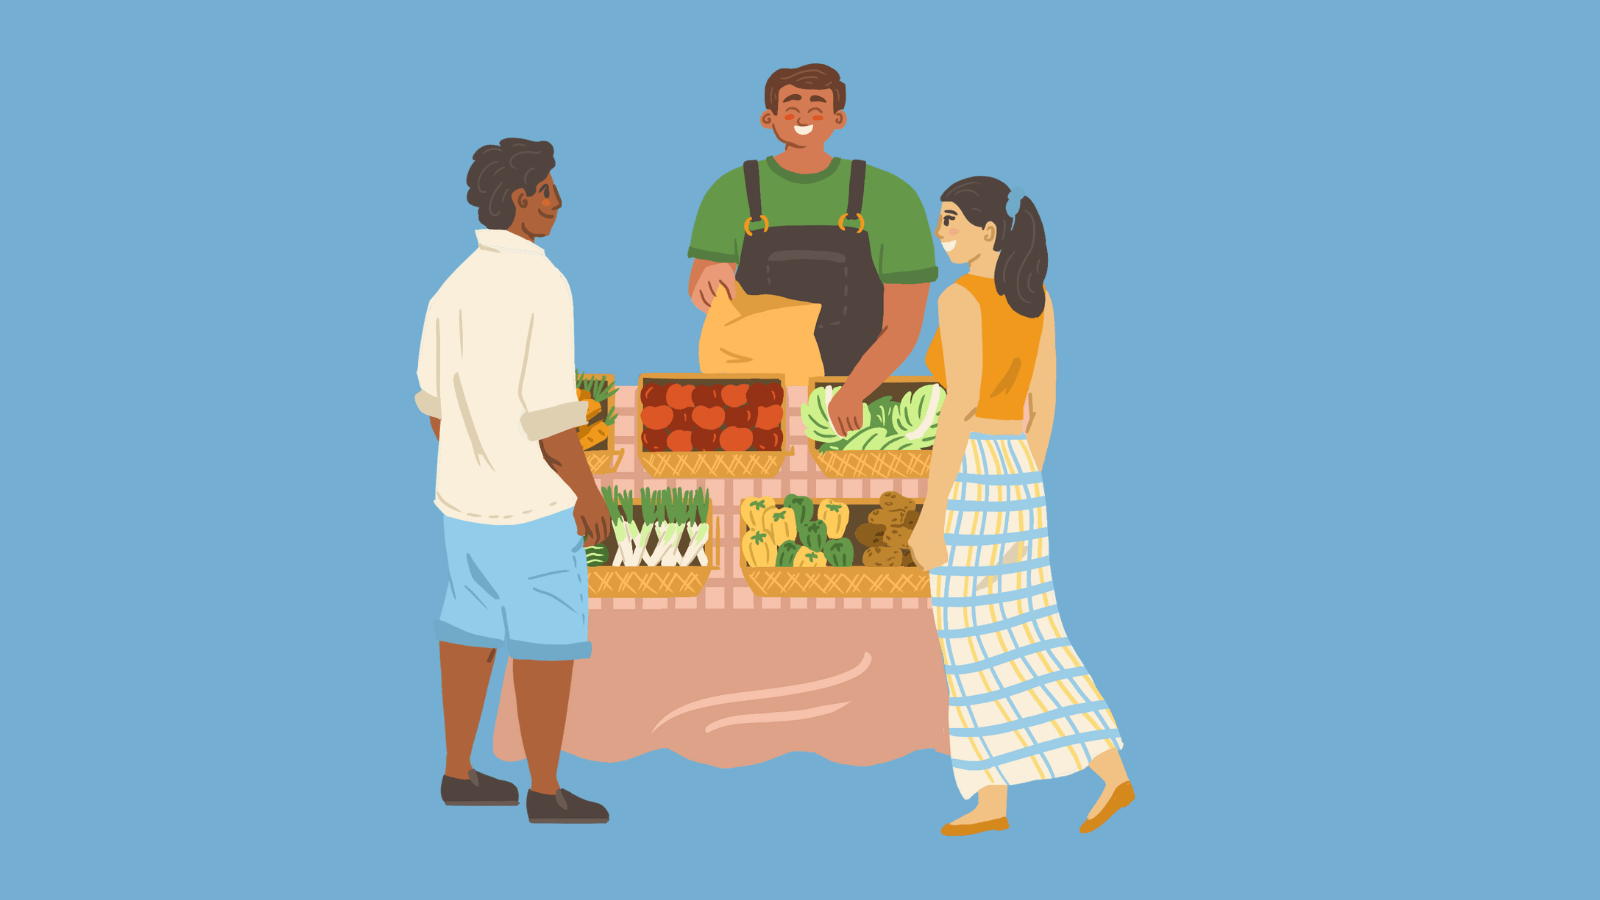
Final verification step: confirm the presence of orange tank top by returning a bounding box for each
[925,275,1044,420]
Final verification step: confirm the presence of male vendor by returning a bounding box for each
[416,138,611,825]
[687,63,938,435]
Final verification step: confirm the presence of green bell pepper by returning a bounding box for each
[783,494,815,524]
[775,540,802,567]
[823,538,855,568]
[797,519,829,552]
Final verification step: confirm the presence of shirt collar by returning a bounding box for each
[476,229,547,257]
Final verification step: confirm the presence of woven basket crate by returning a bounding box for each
[742,565,930,599]
[805,376,936,480]
[577,373,618,468]
[739,498,930,598]
[639,446,792,479]
[636,373,790,479]
[584,447,625,475]
[587,515,722,598]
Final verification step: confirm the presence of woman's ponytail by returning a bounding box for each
[995,196,1047,318]
[940,177,1050,318]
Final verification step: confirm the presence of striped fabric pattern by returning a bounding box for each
[931,434,1123,799]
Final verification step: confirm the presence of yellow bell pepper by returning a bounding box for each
[741,497,774,531]
[794,548,829,568]
[742,529,777,567]
[818,501,849,540]
[761,506,798,545]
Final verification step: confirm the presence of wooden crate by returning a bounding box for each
[805,376,940,479]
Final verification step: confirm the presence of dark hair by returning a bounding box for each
[765,63,846,113]
[940,177,1048,318]
[465,138,556,229]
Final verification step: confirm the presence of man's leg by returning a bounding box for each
[440,641,498,779]
[511,658,574,794]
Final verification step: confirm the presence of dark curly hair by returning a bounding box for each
[465,138,556,229]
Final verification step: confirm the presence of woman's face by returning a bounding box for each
[935,203,994,263]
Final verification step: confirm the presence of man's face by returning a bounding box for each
[760,85,846,148]
[511,175,562,238]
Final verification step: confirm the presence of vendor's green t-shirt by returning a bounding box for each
[687,157,940,285]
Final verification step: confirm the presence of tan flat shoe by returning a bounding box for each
[941,816,1010,837]
[1079,781,1135,833]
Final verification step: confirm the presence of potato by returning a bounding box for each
[862,546,901,568]
[868,508,905,526]
[878,491,917,512]
[883,525,912,550]
[855,523,886,547]
[902,509,920,529]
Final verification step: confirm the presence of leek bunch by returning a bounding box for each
[600,486,711,567]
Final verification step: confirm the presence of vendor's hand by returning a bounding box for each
[827,387,865,437]
[690,262,738,313]
[908,524,950,571]
[573,490,613,547]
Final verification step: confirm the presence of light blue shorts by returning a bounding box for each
[434,513,592,661]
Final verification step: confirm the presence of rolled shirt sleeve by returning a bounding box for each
[416,300,442,417]
[515,309,587,442]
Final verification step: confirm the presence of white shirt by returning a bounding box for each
[415,230,587,525]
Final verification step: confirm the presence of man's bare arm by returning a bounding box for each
[538,429,613,547]
[827,282,930,435]
[687,259,739,313]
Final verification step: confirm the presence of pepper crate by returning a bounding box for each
[740,494,932,599]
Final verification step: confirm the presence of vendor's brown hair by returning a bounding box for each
[765,64,846,112]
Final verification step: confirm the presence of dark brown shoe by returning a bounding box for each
[526,788,609,824]
[441,769,520,806]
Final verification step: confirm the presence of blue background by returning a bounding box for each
[2,2,1593,896]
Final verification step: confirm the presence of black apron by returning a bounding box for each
[735,159,885,377]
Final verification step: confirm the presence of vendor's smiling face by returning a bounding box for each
[935,203,991,263]
[511,175,562,239]
[760,85,846,148]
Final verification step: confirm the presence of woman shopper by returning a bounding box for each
[909,177,1135,837]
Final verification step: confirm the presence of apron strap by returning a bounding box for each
[846,159,867,218]
[743,160,763,220]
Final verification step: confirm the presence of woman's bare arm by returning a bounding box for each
[1025,294,1056,467]
[911,286,983,568]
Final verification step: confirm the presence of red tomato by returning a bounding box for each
[721,383,749,407]
[639,405,674,431]
[755,404,784,430]
[723,405,755,428]
[665,384,696,409]
[691,428,720,451]
[692,405,726,430]
[719,427,754,452]
[666,430,694,452]
[641,429,669,452]
[640,383,666,407]
[692,384,720,407]
[753,427,783,451]
[671,407,694,431]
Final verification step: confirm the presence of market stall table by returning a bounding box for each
[493,384,950,768]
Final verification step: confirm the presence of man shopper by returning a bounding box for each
[414,137,611,825]
[687,63,939,435]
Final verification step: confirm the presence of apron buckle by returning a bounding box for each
[837,212,865,233]
[743,215,770,236]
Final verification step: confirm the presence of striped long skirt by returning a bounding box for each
[930,433,1124,799]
